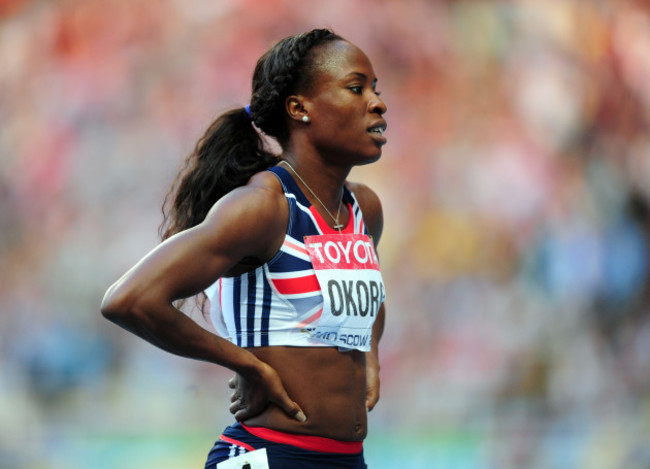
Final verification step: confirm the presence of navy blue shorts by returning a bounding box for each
[204,422,368,469]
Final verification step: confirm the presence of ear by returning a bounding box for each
[286,95,310,122]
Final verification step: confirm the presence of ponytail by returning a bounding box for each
[160,107,277,240]
[160,28,343,241]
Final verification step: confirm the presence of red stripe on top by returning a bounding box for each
[309,202,354,234]
[296,308,323,328]
[218,278,223,310]
[219,434,255,452]
[272,274,320,295]
[283,238,308,255]
[241,424,363,454]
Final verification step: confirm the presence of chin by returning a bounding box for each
[357,152,382,166]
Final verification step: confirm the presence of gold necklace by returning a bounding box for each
[279,160,344,232]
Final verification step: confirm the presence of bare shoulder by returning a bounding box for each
[200,169,287,264]
[205,170,284,223]
[243,169,286,208]
[346,181,384,243]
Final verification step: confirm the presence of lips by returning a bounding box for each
[368,121,387,144]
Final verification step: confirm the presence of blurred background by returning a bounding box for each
[1,0,650,468]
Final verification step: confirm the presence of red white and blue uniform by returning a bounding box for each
[204,165,384,350]
[204,166,383,468]
[204,422,367,469]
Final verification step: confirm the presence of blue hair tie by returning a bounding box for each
[244,104,252,118]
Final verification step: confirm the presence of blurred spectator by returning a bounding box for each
[1,1,649,468]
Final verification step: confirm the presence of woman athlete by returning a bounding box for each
[101,28,388,468]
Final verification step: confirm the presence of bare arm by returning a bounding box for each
[347,181,386,411]
[101,173,305,421]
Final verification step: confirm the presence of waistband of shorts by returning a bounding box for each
[241,424,363,454]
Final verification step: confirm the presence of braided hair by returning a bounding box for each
[160,29,342,240]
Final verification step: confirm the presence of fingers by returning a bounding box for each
[231,401,253,422]
[366,394,379,412]
[274,395,307,422]
[231,363,307,423]
[366,364,380,412]
[291,405,307,423]
[229,395,255,422]
[234,407,253,422]
[229,398,243,416]
[366,387,380,411]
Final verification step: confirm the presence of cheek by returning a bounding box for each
[316,94,360,124]
[317,108,355,135]
[331,106,362,132]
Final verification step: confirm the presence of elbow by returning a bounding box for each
[101,279,165,328]
[101,281,137,324]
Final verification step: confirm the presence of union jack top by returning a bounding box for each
[204,166,377,348]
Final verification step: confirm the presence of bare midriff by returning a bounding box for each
[243,346,368,442]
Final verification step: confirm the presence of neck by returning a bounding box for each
[279,152,348,211]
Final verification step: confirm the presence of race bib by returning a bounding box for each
[304,233,385,351]
[216,448,269,469]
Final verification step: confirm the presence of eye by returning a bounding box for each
[349,86,363,95]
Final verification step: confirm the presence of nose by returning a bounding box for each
[368,94,387,115]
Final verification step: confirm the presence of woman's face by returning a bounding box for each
[301,40,387,165]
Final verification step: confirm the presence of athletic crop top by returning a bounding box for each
[204,166,385,352]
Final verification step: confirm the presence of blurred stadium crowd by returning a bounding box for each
[1,0,649,468]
